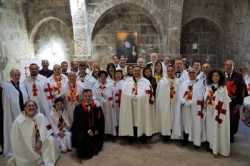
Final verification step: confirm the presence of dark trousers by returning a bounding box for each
[230,104,241,141]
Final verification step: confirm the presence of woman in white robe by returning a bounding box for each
[10,100,59,166]
[204,69,231,156]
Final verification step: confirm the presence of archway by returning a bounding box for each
[181,18,223,67]
[31,17,74,67]
[91,3,162,65]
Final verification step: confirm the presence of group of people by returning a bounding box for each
[0,53,249,166]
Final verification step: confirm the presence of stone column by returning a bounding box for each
[167,0,184,58]
[70,0,91,59]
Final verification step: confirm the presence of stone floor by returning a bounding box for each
[1,135,250,166]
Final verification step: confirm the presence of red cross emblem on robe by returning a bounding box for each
[215,101,226,124]
[44,83,53,100]
[146,86,154,105]
[99,84,106,97]
[67,85,79,102]
[132,82,138,96]
[184,85,193,101]
[58,114,65,131]
[170,85,176,99]
[33,122,42,154]
[53,75,62,96]
[197,100,204,119]
[207,90,216,105]
[226,80,236,97]
[32,83,38,97]
[115,90,122,106]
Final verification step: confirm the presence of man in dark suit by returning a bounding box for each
[224,59,248,142]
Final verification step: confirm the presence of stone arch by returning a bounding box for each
[89,0,164,37]
[30,16,67,44]
[91,3,163,63]
[181,17,223,67]
[182,16,223,33]
[30,16,74,65]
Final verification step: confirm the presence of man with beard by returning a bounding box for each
[175,59,188,84]
[22,63,50,117]
[156,65,182,141]
[119,65,155,142]
[71,89,104,160]
[77,61,96,90]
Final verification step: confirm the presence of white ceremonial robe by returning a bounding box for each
[244,74,250,96]
[180,79,206,146]
[77,74,97,90]
[94,80,116,135]
[2,81,27,157]
[156,77,182,139]
[47,74,68,99]
[119,77,154,137]
[113,79,125,135]
[62,81,84,126]
[204,85,231,156]
[10,113,59,166]
[177,70,189,84]
[50,108,71,152]
[22,75,51,117]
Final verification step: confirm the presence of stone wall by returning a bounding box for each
[223,0,250,68]
[24,0,72,35]
[0,0,33,81]
[181,0,226,66]
[86,0,184,61]
[91,4,160,65]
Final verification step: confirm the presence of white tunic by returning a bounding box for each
[156,77,182,138]
[22,75,51,117]
[177,70,189,84]
[204,85,231,156]
[50,108,71,152]
[244,74,250,96]
[119,77,154,137]
[180,79,206,146]
[94,80,115,135]
[10,113,59,166]
[1,81,27,157]
[47,74,68,98]
[113,79,125,135]
[62,81,84,126]
[77,74,97,90]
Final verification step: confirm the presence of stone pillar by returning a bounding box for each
[167,0,184,58]
[70,0,91,59]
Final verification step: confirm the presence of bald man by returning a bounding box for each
[39,60,53,78]
[147,53,160,75]
[224,59,248,142]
